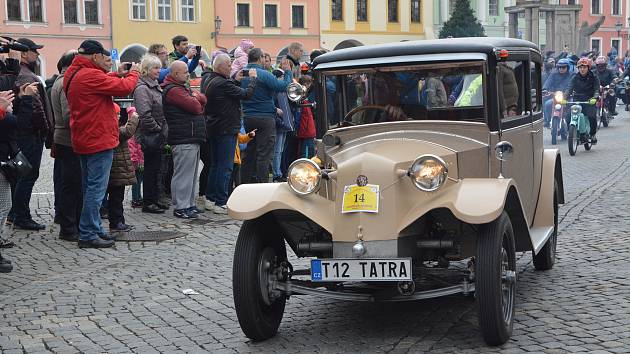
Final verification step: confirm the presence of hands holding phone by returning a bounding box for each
[118,62,140,76]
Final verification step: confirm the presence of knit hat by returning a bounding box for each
[240,39,254,51]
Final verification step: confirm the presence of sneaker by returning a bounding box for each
[173,209,198,219]
[187,206,205,214]
[13,219,46,231]
[213,204,228,215]
[110,222,133,232]
[204,199,215,211]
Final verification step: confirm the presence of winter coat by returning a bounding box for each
[0,96,32,162]
[51,71,72,147]
[133,76,168,143]
[297,102,315,139]
[498,63,519,114]
[595,68,615,86]
[234,133,252,165]
[564,70,600,101]
[109,114,139,186]
[543,70,572,92]
[204,71,256,136]
[64,56,139,154]
[230,46,249,78]
[241,64,292,119]
[15,63,53,142]
[127,136,144,170]
[161,75,207,145]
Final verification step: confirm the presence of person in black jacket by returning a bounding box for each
[594,56,618,115]
[202,53,256,214]
[564,58,600,143]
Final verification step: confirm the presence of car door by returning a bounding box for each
[497,55,536,224]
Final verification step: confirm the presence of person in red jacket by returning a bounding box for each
[64,40,140,248]
[297,76,316,158]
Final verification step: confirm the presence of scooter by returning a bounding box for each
[549,91,567,145]
[566,101,596,156]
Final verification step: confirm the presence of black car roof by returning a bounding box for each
[314,37,540,66]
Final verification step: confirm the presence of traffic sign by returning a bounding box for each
[111,48,119,61]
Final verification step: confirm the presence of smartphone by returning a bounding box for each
[123,63,132,70]
[241,69,249,77]
[195,45,201,53]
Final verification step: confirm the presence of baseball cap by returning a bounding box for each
[78,40,111,56]
[16,38,44,52]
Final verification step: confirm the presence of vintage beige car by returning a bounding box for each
[228,38,564,346]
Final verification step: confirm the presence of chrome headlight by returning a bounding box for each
[287,158,322,195]
[554,91,563,103]
[408,155,448,191]
[287,82,307,102]
[554,104,562,110]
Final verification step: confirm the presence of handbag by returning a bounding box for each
[140,132,164,151]
[0,151,33,185]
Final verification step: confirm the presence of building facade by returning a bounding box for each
[112,0,215,65]
[572,0,630,56]
[214,1,320,61]
[0,0,112,78]
[320,0,433,50]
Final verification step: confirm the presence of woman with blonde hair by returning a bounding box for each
[133,54,168,214]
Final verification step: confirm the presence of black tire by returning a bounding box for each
[602,110,609,127]
[550,118,558,145]
[233,218,287,341]
[568,125,578,156]
[476,211,516,346]
[533,181,558,270]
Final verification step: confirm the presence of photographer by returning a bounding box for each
[8,38,53,231]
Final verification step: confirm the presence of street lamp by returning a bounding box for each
[615,20,623,37]
[211,16,222,39]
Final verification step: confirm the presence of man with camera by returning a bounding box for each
[167,35,200,74]
[6,38,53,231]
[65,40,140,248]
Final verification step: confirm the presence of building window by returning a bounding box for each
[131,0,146,20]
[591,38,601,53]
[29,0,43,22]
[236,3,250,26]
[332,0,343,21]
[568,0,576,4]
[591,0,600,14]
[64,0,78,23]
[292,5,304,28]
[612,39,620,52]
[411,0,420,23]
[84,0,98,24]
[489,0,498,16]
[7,0,22,21]
[612,0,621,15]
[157,0,171,20]
[388,0,398,23]
[357,0,367,22]
[181,0,194,22]
[264,4,278,27]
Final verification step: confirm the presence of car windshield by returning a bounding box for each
[322,62,486,128]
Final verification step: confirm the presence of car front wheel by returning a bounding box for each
[476,211,516,346]
[233,218,287,341]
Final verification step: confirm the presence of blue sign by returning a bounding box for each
[111,48,119,61]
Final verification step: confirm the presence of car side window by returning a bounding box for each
[498,61,527,120]
[530,62,541,113]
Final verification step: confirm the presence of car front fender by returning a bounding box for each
[227,183,335,233]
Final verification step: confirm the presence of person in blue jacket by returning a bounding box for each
[543,59,572,127]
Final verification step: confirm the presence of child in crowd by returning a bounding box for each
[230,39,254,78]
[297,75,316,158]
[128,136,144,208]
[230,123,256,195]
[107,106,139,232]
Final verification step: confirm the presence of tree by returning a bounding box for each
[438,0,486,39]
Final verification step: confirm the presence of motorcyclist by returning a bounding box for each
[594,56,618,115]
[542,59,571,127]
[563,57,600,144]
[542,57,555,86]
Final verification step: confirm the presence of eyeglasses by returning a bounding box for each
[158,51,168,55]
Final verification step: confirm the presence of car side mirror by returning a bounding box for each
[494,141,513,179]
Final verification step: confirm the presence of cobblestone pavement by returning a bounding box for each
[1,109,630,353]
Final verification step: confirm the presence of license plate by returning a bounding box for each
[341,184,379,213]
[311,258,412,281]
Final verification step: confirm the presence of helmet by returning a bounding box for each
[556,58,569,67]
[595,56,607,66]
[577,57,592,68]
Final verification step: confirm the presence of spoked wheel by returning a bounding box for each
[533,181,558,270]
[476,211,516,346]
[550,118,559,145]
[568,125,578,156]
[233,218,287,341]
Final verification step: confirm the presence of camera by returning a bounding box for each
[241,69,249,77]
[0,36,29,54]
[123,63,132,70]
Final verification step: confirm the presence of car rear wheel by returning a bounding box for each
[568,125,578,156]
[233,218,287,341]
[476,211,516,346]
[533,181,558,270]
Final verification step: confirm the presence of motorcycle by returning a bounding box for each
[619,76,630,110]
[548,91,568,145]
[599,83,615,128]
[566,101,596,156]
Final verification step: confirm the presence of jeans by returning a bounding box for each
[206,134,237,206]
[242,117,276,183]
[132,169,143,201]
[9,133,44,223]
[142,148,161,205]
[272,131,287,178]
[300,138,316,158]
[79,149,113,241]
[55,144,83,236]
[543,97,554,125]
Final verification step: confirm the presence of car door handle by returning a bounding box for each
[530,129,540,134]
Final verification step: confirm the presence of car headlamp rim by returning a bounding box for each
[408,154,449,192]
[287,158,322,195]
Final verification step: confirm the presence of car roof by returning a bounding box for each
[314,37,540,67]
